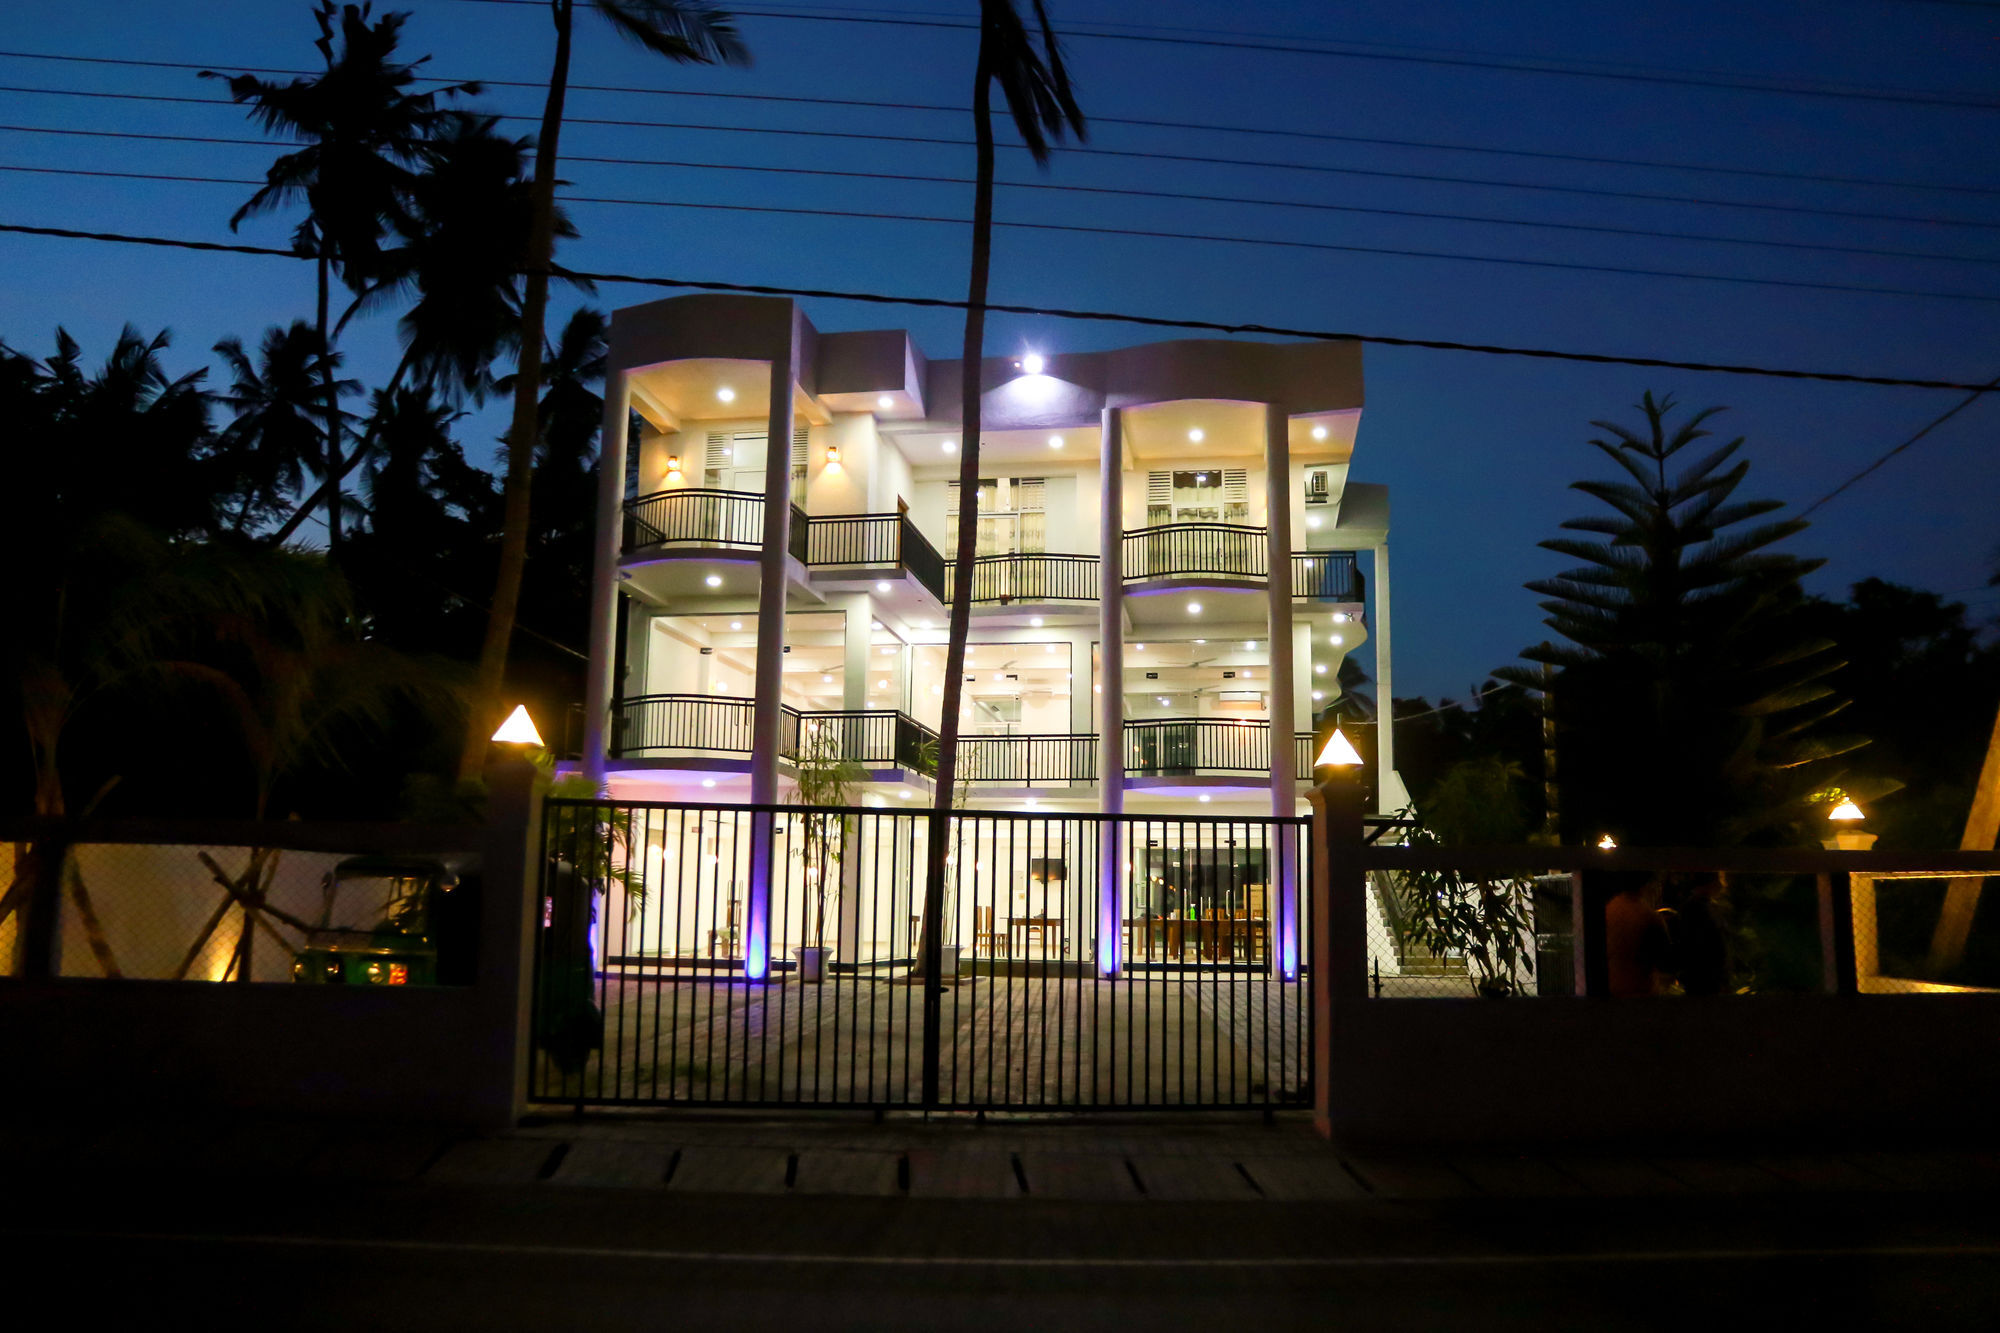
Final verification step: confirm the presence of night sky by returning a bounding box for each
[3,0,1996,699]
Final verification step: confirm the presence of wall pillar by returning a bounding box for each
[1096,406,1126,977]
[1372,542,1397,814]
[582,367,632,788]
[1265,404,1299,979]
[746,326,799,981]
[841,592,872,711]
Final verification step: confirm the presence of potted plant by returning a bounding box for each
[792,717,865,983]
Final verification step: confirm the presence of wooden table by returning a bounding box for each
[1010,916,1066,957]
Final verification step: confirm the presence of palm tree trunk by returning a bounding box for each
[915,35,995,986]
[457,0,573,782]
[317,247,342,556]
[267,342,420,547]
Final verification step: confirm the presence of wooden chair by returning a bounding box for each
[973,905,1008,958]
[707,898,740,958]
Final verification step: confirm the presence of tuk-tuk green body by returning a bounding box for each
[291,856,469,986]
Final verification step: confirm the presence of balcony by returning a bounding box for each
[608,694,935,772]
[1121,524,1364,602]
[942,553,1101,606]
[958,734,1098,786]
[805,514,947,601]
[622,488,807,561]
[1124,719,1319,781]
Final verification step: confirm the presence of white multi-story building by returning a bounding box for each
[579,293,1404,824]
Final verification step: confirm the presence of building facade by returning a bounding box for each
[574,294,1405,978]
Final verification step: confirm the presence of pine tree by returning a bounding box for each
[1501,392,1865,847]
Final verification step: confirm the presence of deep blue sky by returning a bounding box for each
[3,0,1997,699]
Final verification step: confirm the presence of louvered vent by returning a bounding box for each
[1146,472,1173,506]
[1222,469,1248,504]
[705,431,731,467]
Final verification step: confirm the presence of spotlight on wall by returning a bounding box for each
[1021,352,1046,375]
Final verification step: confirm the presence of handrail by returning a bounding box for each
[805,513,947,599]
[622,488,767,553]
[1123,523,1268,582]
[943,552,1100,604]
[1124,717,1274,775]
[1290,550,1364,602]
[958,733,1099,784]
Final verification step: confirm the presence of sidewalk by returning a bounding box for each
[9,1109,1996,1204]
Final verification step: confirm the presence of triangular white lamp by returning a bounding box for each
[491,704,545,747]
[1314,728,1364,768]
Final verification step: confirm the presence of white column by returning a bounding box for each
[582,367,631,788]
[1264,404,1299,980]
[1096,406,1125,977]
[1066,631,1094,737]
[1293,620,1314,739]
[1372,542,1396,815]
[841,592,871,711]
[746,328,798,981]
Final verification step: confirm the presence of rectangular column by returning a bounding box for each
[1372,542,1396,814]
[841,592,872,711]
[1265,405,1299,979]
[1096,406,1125,977]
[582,367,632,787]
[746,326,799,981]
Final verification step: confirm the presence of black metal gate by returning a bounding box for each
[529,800,1311,1111]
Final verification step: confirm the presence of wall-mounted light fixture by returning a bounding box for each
[826,444,841,467]
[666,454,683,482]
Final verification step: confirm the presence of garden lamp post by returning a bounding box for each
[1822,798,1876,852]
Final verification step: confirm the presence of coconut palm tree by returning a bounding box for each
[918,0,1085,978]
[213,321,356,537]
[207,1,478,553]
[458,0,750,782]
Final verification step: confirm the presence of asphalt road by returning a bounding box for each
[12,1180,2000,1330]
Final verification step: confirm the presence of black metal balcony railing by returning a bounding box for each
[1124,718,1276,775]
[1123,523,1267,582]
[943,553,1101,605]
[623,488,764,552]
[807,515,947,601]
[609,694,756,757]
[959,734,1098,785]
[782,708,937,770]
[1291,551,1363,603]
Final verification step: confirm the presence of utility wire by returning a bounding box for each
[1799,369,2000,516]
[11,160,1998,304]
[3,219,1996,394]
[433,0,2000,111]
[7,121,1995,270]
[7,81,2000,233]
[5,47,1995,198]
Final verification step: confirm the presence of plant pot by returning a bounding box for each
[794,945,829,984]
[937,945,961,979]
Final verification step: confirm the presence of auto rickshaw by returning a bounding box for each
[291,855,478,986]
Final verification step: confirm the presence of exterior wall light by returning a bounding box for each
[1021,352,1046,375]
[826,444,841,467]
[1597,834,1618,850]
[491,704,544,747]
[1314,729,1364,767]
[666,454,683,482]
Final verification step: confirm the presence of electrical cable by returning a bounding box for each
[10,160,1998,304]
[5,46,1996,198]
[3,219,1995,394]
[7,121,1996,269]
[6,81,1999,233]
[1798,369,2000,516]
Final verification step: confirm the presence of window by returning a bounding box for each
[1148,469,1248,524]
[947,477,1046,554]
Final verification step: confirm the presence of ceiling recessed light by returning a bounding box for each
[701,779,716,788]
[1331,634,1343,645]
[878,394,893,409]
[1044,643,1056,653]
[1158,697,1170,706]
[1048,435,1064,449]
[1306,516,1321,529]
[705,574,722,587]
[821,673,833,683]
[1094,685,1102,693]
[932,685,943,695]
[1188,428,1204,443]
[942,439,956,453]
[899,790,912,799]
[730,620,742,630]
[1243,640,1256,651]
[1315,663,1328,675]
[1311,424,1327,441]
[716,386,735,403]
[1030,616,1044,627]
[1022,352,1046,375]
[1187,602,1202,615]
[1312,690,1324,700]
[881,646,895,655]
[1193,639,1205,644]
[1242,670,1252,678]
[876,680,887,689]
[875,580,891,593]
[1198,794,1211,804]
[1135,643,1146,652]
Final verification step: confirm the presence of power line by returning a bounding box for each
[1799,369,2000,516]
[6,46,1996,198]
[4,219,1996,394]
[433,0,2000,111]
[9,121,1996,270]
[12,160,2000,305]
[8,80,2000,234]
